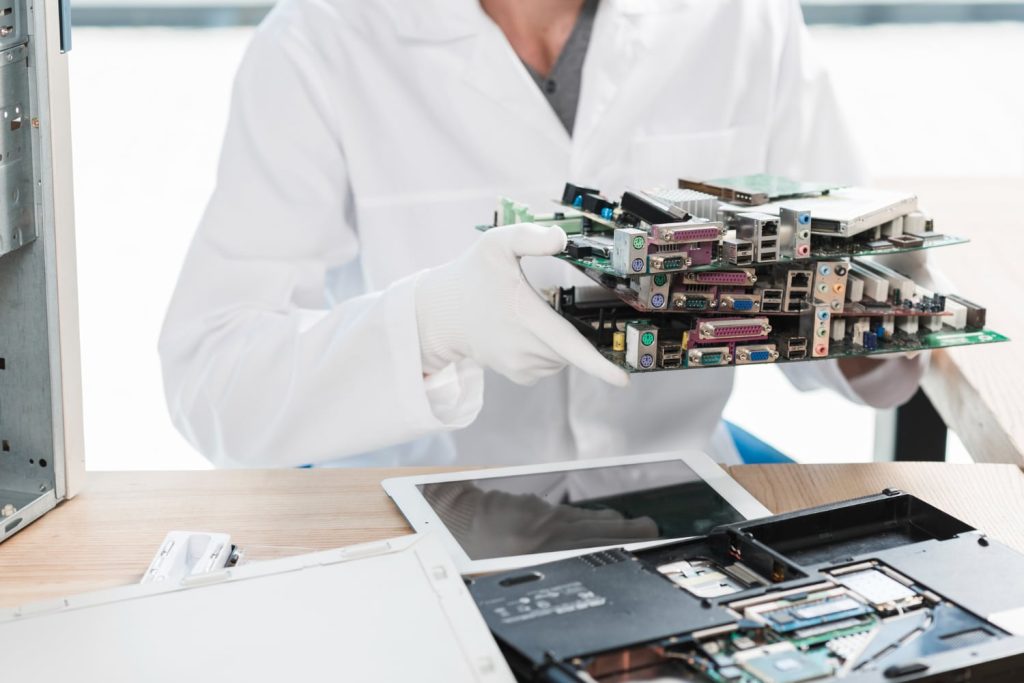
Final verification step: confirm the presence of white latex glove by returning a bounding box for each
[415,223,629,387]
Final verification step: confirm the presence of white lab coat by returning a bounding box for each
[159,0,924,469]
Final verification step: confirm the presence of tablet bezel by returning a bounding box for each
[382,451,772,575]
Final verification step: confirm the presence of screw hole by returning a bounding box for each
[28,458,33,464]
[39,458,47,467]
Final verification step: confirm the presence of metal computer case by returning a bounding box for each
[0,0,82,541]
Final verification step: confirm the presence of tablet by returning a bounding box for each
[382,451,771,574]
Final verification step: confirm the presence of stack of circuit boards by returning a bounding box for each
[484,175,1007,372]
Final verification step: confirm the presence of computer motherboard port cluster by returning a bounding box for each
[482,176,1007,372]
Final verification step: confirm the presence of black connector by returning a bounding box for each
[581,193,617,220]
[561,182,600,207]
[620,191,677,225]
[566,241,593,259]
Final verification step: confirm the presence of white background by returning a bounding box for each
[68,22,1024,470]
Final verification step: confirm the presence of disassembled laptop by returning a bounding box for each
[482,177,1006,371]
[470,491,1024,682]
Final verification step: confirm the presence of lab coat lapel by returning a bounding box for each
[458,24,572,149]
[386,0,571,151]
[573,0,695,153]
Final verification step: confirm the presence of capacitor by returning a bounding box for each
[612,331,626,352]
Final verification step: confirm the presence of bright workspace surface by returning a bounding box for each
[3,463,1024,608]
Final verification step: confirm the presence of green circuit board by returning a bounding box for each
[598,328,1008,374]
[551,231,968,277]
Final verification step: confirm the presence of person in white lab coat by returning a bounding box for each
[159,0,926,469]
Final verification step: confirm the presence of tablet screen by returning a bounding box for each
[417,460,745,560]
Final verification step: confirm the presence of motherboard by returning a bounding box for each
[470,492,1024,682]
[481,177,1007,372]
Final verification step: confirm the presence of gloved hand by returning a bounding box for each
[415,223,629,387]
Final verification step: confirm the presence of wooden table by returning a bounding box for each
[879,177,1024,465]
[2,463,1024,608]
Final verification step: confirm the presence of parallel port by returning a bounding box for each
[697,318,771,341]
[683,269,756,287]
[653,225,724,243]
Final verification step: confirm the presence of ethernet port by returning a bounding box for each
[761,221,778,237]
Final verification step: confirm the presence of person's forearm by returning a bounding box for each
[838,356,882,381]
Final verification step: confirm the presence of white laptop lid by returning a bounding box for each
[0,534,514,683]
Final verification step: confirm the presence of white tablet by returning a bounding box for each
[383,451,771,574]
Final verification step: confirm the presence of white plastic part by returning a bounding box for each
[831,317,847,342]
[851,266,889,302]
[141,531,233,585]
[944,298,968,330]
[0,534,516,683]
[903,211,928,234]
[896,316,919,335]
[846,274,865,303]
[851,317,872,347]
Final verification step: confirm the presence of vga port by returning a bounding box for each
[720,295,760,313]
[687,346,732,367]
[735,344,780,365]
[697,317,771,341]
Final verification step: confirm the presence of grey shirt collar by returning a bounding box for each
[522,0,599,136]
